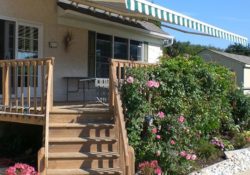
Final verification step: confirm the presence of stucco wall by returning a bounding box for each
[0,0,164,101]
[199,50,245,87]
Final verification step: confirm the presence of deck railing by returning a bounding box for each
[109,59,153,175]
[0,58,54,174]
[0,58,54,115]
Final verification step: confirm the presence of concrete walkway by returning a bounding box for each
[190,147,250,175]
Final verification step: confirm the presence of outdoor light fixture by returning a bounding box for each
[49,41,58,48]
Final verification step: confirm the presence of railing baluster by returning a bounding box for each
[41,61,45,113]
[20,62,24,113]
[14,63,18,113]
[27,62,31,113]
[33,62,37,113]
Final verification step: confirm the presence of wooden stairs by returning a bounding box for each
[46,108,122,175]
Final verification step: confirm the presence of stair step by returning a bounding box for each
[49,123,114,128]
[49,137,117,143]
[49,152,119,159]
[49,112,113,123]
[49,141,117,153]
[47,168,122,175]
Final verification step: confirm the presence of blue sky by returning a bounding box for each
[152,0,250,49]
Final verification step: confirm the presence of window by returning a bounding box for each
[96,33,112,78]
[18,25,39,59]
[17,25,39,87]
[130,40,142,61]
[88,31,147,78]
[114,37,128,59]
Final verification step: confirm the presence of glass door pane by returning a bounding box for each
[0,19,16,94]
[130,40,142,61]
[96,33,112,78]
[114,37,128,60]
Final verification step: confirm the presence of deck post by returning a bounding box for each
[3,63,10,106]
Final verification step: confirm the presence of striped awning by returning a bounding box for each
[126,0,248,45]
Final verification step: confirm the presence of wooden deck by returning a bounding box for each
[52,102,109,113]
[0,102,109,126]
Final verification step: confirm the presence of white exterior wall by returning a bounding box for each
[0,0,165,101]
[199,50,245,87]
[148,44,163,63]
[244,65,250,94]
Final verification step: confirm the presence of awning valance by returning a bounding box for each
[125,0,248,45]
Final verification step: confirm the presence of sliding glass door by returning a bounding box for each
[96,33,112,78]
[88,31,147,78]
[0,19,16,94]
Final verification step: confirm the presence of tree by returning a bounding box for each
[225,43,250,56]
[164,40,222,58]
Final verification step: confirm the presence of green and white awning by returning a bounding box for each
[126,0,248,45]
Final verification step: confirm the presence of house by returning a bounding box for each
[199,49,250,94]
[0,0,248,174]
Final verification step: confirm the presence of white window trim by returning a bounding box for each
[0,15,44,59]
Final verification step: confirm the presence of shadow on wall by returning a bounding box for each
[0,122,43,169]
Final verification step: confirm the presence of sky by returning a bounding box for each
[151,0,250,49]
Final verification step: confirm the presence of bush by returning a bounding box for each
[122,56,237,174]
[229,89,250,130]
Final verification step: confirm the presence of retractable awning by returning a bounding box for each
[67,0,248,45]
[125,0,248,45]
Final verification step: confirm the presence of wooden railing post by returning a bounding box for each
[3,63,10,106]
[38,147,45,175]
[109,59,154,175]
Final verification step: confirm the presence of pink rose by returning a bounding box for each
[156,135,161,139]
[178,115,185,123]
[191,154,197,160]
[157,111,165,119]
[186,154,192,160]
[146,80,155,88]
[154,81,160,88]
[180,151,187,157]
[126,76,134,84]
[170,139,176,145]
[155,167,162,175]
[152,128,157,134]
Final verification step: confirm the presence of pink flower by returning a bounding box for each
[180,151,187,157]
[186,154,192,160]
[150,160,158,168]
[170,139,176,145]
[156,150,161,156]
[155,167,162,175]
[157,111,165,119]
[5,163,38,175]
[146,80,155,88]
[152,128,157,134]
[178,115,185,123]
[191,154,197,160]
[154,81,160,88]
[126,76,134,84]
[156,135,161,139]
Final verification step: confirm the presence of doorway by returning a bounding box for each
[0,19,16,94]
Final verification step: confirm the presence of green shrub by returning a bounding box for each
[229,89,250,130]
[122,56,237,174]
[195,139,223,160]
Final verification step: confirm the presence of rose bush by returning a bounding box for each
[122,56,243,174]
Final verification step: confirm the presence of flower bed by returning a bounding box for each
[122,56,250,175]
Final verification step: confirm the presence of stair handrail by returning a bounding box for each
[109,59,154,175]
[44,57,54,174]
